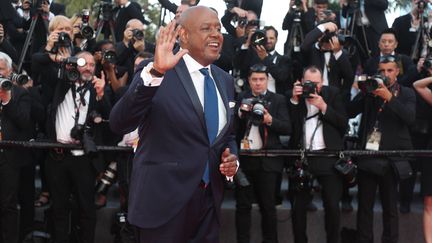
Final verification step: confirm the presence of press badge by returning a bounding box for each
[365,128,381,151]
[240,138,251,150]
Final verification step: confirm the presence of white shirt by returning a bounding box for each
[267,50,277,93]
[55,83,90,155]
[304,100,326,150]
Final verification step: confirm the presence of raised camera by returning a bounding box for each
[10,73,29,86]
[300,80,317,99]
[0,77,13,91]
[250,29,267,47]
[102,50,117,64]
[357,74,388,93]
[240,95,269,126]
[80,9,94,39]
[132,29,144,41]
[57,57,86,82]
[52,32,72,53]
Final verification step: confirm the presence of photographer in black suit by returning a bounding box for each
[44,51,111,243]
[0,51,33,243]
[288,65,347,243]
[113,0,147,42]
[300,22,354,104]
[235,64,291,243]
[348,55,416,243]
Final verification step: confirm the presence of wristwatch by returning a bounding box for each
[149,67,164,78]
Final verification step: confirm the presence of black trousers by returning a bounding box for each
[46,152,96,243]
[356,169,399,243]
[0,161,20,243]
[290,174,343,243]
[135,183,219,243]
[235,168,280,243]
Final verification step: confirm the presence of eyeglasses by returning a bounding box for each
[249,64,268,73]
[379,55,399,64]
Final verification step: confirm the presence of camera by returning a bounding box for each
[10,73,29,86]
[423,56,432,70]
[288,158,313,192]
[250,29,267,47]
[334,156,357,187]
[102,50,117,64]
[320,30,351,45]
[240,95,269,126]
[131,29,144,41]
[95,1,114,21]
[300,80,317,99]
[96,161,117,195]
[357,74,389,93]
[237,17,249,27]
[70,110,100,155]
[52,32,72,53]
[80,9,94,40]
[0,77,13,90]
[57,57,86,82]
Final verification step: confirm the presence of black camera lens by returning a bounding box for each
[81,25,94,39]
[10,73,29,86]
[132,29,144,41]
[424,58,432,70]
[103,50,117,64]
[238,17,248,27]
[250,30,267,46]
[0,78,12,90]
[70,124,85,141]
[96,161,117,195]
[357,74,388,93]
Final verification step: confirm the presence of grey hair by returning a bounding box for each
[0,52,12,70]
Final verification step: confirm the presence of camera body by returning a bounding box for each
[357,74,389,93]
[240,95,269,126]
[52,32,72,54]
[288,159,313,192]
[423,56,432,71]
[102,50,117,64]
[320,30,350,46]
[70,109,101,155]
[334,156,357,187]
[80,9,94,40]
[250,29,267,47]
[300,80,317,99]
[57,57,86,82]
[131,29,144,41]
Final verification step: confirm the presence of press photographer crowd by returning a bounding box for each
[0,0,432,242]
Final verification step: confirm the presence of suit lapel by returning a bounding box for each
[211,65,230,146]
[174,59,206,131]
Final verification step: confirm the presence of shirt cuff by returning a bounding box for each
[141,62,164,87]
[317,24,326,33]
[225,160,240,182]
[290,98,299,105]
[333,50,343,60]
[241,44,248,50]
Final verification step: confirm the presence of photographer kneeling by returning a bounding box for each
[235,64,291,243]
[44,51,111,243]
[288,65,347,243]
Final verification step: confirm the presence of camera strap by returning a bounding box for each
[302,112,322,151]
[71,82,89,126]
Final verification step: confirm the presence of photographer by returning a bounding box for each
[115,19,154,84]
[288,65,347,243]
[235,63,291,243]
[0,23,19,64]
[364,28,418,87]
[70,11,97,52]
[44,51,111,243]
[392,0,429,59]
[0,52,33,243]
[113,0,147,42]
[300,21,354,104]
[348,55,416,243]
[234,26,292,94]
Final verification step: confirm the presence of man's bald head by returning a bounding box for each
[178,6,218,28]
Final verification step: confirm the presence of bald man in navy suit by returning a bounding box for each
[110,6,238,243]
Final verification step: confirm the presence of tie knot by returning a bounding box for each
[199,68,210,77]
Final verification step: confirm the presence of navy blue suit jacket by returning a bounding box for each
[110,58,238,228]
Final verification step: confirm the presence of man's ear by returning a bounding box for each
[178,27,187,45]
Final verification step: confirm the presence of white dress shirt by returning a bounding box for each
[304,100,326,150]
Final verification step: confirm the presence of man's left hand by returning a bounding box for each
[308,93,327,113]
[254,45,268,60]
[220,148,238,177]
[372,82,393,102]
[263,108,272,125]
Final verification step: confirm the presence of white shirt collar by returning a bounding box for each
[121,1,131,8]
[182,51,210,74]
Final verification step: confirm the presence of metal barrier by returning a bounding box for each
[2,140,432,158]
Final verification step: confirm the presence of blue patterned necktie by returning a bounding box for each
[199,67,219,184]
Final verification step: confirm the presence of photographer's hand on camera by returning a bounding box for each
[372,82,393,102]
[254,44,268,60]
[307,93,328,113]
[132,37,145,52]
[291,80,303,103]
[40,1,50,14]
[263,108,273,126]
[230,7,248,18]
[0,88,11,105]
[329,36,342,54]
[320,22,338,33]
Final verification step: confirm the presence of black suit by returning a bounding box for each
[44,76,111,243]
[348,84,416,243]
[114,2,147,42]
[301,27,354,103]
[364,54,418,87]
[0,85,33,243]
[235,90,291,243]
[288,86,347,243]
[392,13,422,57]
[343,0,388,58]
[49,2,65,16]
